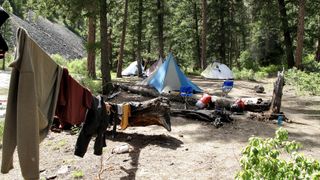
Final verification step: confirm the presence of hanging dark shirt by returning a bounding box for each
[0,34,8,52]
[74,95,112,157]
[0,7,9,27]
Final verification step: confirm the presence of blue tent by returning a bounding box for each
[140,53,202,94]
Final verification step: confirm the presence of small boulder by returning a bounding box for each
[254,85,265,93]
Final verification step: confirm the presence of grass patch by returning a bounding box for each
[52,139,67,150]
[72,170,84,179]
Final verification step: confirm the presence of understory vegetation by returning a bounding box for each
[52,54,103,94]
[236,128,320,179]
[286,57,320,96]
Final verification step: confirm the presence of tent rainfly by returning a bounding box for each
[140,53,202,94]
[145,58,163,77]
[121,61,144,76]
[201,62,233,80]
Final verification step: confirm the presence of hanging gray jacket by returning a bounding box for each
[1,28,63,179]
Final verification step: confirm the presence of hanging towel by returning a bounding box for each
[1,28,63,179]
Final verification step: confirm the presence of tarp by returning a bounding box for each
[140,53,202,94]
[145,58,163,77]
[121,61,144,76]
[201,62,233,79]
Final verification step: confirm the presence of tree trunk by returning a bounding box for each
[193,1,201,69]
[295,0,306,69]
[228,0,234,67]
[136,0,143,77]
[157,0,165,59]
[108,28,113,68]
[278,0,295,68]
[100,0,112,95]
[219,0,226,64]
[316,35,320,62]
[201,0,207,69]
[116,0,129,78]
[87,16,96,79]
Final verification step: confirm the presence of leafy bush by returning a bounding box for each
[236,128,320,179]
[80,76,102,95]
[301,55,320,72]
[51,54,68,67]
[259,64,282,76]
[238,50,259,71]
[286,68,320,96]
[232,68,256,81]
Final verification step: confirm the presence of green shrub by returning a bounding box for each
[51,54,68,67]
[233,68,255,81]
[238,50,259,71]
[236,128,320,179]
[286,68,320,96]
[259,64,282,76]
[302,55,320,72]
[66,59,87,75]
[80,77,102,95]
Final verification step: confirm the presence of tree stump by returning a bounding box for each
[269,71,285,116]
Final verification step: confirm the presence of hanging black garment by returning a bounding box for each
[0,34,8,52]
[74,95,112,157]
[0,7,9,27]
[0,7,9,52]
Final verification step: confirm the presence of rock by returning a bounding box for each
[112,144,133,154]
[254,85,265,93]
[57,165,69,175]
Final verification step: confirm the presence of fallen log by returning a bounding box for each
[117,83,199,105]
[170,109,233,128]
[109,97,172,132]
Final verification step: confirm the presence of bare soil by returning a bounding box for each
[1,76,320,180]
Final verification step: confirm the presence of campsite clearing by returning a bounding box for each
[0,74,319,179]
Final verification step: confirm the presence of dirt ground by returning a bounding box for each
[1,75,320,180]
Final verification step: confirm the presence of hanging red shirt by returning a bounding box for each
[55,68,92,126]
